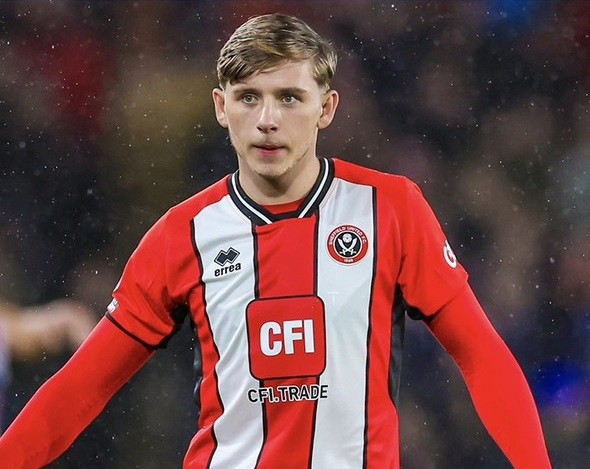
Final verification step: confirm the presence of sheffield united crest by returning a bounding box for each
[327,225,368,264]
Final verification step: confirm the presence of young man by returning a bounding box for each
[0,14,551,468]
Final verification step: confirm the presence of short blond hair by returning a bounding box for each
[217,14,337,89]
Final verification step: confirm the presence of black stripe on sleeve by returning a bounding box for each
[104,312,157,350]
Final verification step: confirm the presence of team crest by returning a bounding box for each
[327,225,369,265]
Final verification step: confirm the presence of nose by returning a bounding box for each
[257,101,278,133]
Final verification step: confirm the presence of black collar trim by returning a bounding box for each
[228,157,334,225]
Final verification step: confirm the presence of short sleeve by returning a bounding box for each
[396,180,468,317]
[107,211,196,347]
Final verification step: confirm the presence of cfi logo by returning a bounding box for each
[327,225,369,265]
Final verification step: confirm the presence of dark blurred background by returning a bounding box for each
[0,1,588,467]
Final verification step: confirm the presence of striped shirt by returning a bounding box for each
[108,157,468,468]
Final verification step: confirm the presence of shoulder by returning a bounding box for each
[136,175,231,247]
[332,158,420,197]
[331,158,435,225]
[164,175,231,225]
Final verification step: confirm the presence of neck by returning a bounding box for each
[239,156,321,205]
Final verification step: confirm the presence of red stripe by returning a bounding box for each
[184,282,224,468]
[364,191,401,468]
[254,217,318,468]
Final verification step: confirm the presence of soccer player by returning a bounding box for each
[0,13,551,468]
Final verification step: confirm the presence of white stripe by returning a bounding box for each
[313,179,374,468]
[193,195,261,469]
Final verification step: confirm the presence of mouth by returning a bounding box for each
[253,143,285,158]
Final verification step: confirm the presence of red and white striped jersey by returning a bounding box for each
[108,157,468,468]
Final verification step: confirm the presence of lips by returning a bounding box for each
[253,143,284,157]
[254,142,283,149]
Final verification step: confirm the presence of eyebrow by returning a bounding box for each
[230,86,309,96]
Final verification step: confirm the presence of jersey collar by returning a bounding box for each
[228,157,334,225]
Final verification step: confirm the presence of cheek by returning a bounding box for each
[226,116,246,140]
[292,113,321,134]
[228,109,255,130]
[301,116,321,140]
[225,124,242,150]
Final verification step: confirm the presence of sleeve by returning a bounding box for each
[427,286,552,468]
[0,317,153,468]
[107,210,197,348]
[396,179,468,316]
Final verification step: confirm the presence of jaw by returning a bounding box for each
[236,146,320,204]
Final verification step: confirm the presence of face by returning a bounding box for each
[212,60,338,198]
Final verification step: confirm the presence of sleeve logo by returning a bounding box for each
[327,225,369,265]
[443,240,458,268]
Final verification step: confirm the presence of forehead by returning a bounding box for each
[228,60,321,92]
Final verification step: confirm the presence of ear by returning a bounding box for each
[317,89,339,129]
[212,88,228,128]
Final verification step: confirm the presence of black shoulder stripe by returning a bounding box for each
[105,312,157,350]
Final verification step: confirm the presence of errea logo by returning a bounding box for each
[214,247,241,277]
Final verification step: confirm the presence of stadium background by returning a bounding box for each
[0,1,588,467]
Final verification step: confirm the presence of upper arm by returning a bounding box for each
[425,285,511,371]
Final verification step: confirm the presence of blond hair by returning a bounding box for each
[217,14,337,89]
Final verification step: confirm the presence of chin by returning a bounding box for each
[255,167,289,181]
[252,159,291,177]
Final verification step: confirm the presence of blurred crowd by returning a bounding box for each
[0,1,588,467]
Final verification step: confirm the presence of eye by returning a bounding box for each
[281,94,298,104]
[241,94,257,104]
